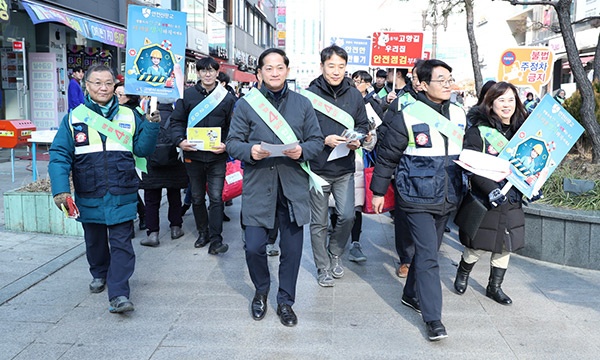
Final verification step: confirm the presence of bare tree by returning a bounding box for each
[430,0,484,94]
[500,0,600,163]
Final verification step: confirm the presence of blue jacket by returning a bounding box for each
[371,92,466,215]
[67,78,85,111]
[49,95,159,225]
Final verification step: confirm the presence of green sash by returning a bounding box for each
[72,105,148,173]
[478,126,509,153]
[299,89,354,129]
[243,88,327,195]
[402,97,464,147]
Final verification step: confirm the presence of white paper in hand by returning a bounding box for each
[454,149,511,182]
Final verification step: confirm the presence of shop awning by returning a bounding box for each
[218,62,257,83]
[232,70,257,83]
[562,55,595,69]
[22,0,126,48]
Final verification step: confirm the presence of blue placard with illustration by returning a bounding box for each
[125,5,186,99]
[330,37,371,66]
[497,94,584,198]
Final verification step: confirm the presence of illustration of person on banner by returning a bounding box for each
[48,64,161,314]
[226,48,324,327]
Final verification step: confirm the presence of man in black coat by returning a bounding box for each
[306,45,370,287]
[371,59,466,341]
[226,48,323,327]
[170,57,237,254]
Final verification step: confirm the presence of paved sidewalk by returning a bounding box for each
[1,151,600,359]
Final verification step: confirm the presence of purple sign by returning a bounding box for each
[22,1,126,48]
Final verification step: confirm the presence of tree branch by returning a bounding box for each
[502,0,559,6]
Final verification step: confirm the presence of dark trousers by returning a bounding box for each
[144,187,183,234]
[393,182,415,264]
[83,221,135,300]
[403,212,450,323]
[244,189,303,306]
[185,159,226,243]
[137,194,145,219]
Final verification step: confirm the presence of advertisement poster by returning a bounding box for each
[370,32,423,68]
[497,95,584,198]
[497,47,553,96]
[29,52,58,130]
[125,5,187,99]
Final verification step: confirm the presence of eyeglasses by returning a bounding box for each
[353,79,367,85]
[198,69,217,75]
[86,81,115,89]
[428,78,455,87]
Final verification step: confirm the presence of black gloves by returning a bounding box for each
[488,189,507,208]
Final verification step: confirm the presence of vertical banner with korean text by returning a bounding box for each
[29,53,58,130]
[497,95,584,198]
[125,5,187,99]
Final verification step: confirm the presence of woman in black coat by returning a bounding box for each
[453,82,529,305]
[139,99,189,247]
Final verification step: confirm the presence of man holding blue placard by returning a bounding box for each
[170,57,237,254]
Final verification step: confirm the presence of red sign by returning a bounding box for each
[370,32,423,68]
[423,51,431,60]
[12,41,23,52]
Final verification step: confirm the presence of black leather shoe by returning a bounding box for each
[251,293,268,320]
[276,304,297,327]
[426,320,448,341]
[181,203,191,216]
[171,226,184,239]
[401,294,421,313]
[138,218,146,231]
[194,233,210,248]
[223,212,231,222]
[89,278,106,293]
[208,241,229,255]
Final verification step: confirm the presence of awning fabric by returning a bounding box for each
[22,0,126,48]
[562,55,594,69]
[232,70,257,83]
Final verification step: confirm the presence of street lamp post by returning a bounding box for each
[422,2,448,59]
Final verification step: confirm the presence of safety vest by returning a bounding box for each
[69,106,138,198]
[403,102,465,157]
[396,101,466,207]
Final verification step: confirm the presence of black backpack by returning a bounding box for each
[148,115,179,167]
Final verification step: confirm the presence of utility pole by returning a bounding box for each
[422,1,448,59]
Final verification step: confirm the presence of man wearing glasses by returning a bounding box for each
[370,59,466,341]
[170,57,237,254]
[49,64,160,313]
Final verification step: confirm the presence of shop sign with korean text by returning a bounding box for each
[497,95,584,198]
[370,32,423,68]
[331,37,370,66]
[497,47,553,96]
[125,5,186,99]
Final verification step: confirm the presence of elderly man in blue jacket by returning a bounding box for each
[49,64,160,314]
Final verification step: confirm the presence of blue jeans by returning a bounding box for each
[185,159,226,243]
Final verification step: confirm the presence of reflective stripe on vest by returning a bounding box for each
[70,107,136,155]
[404,103,465,157]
